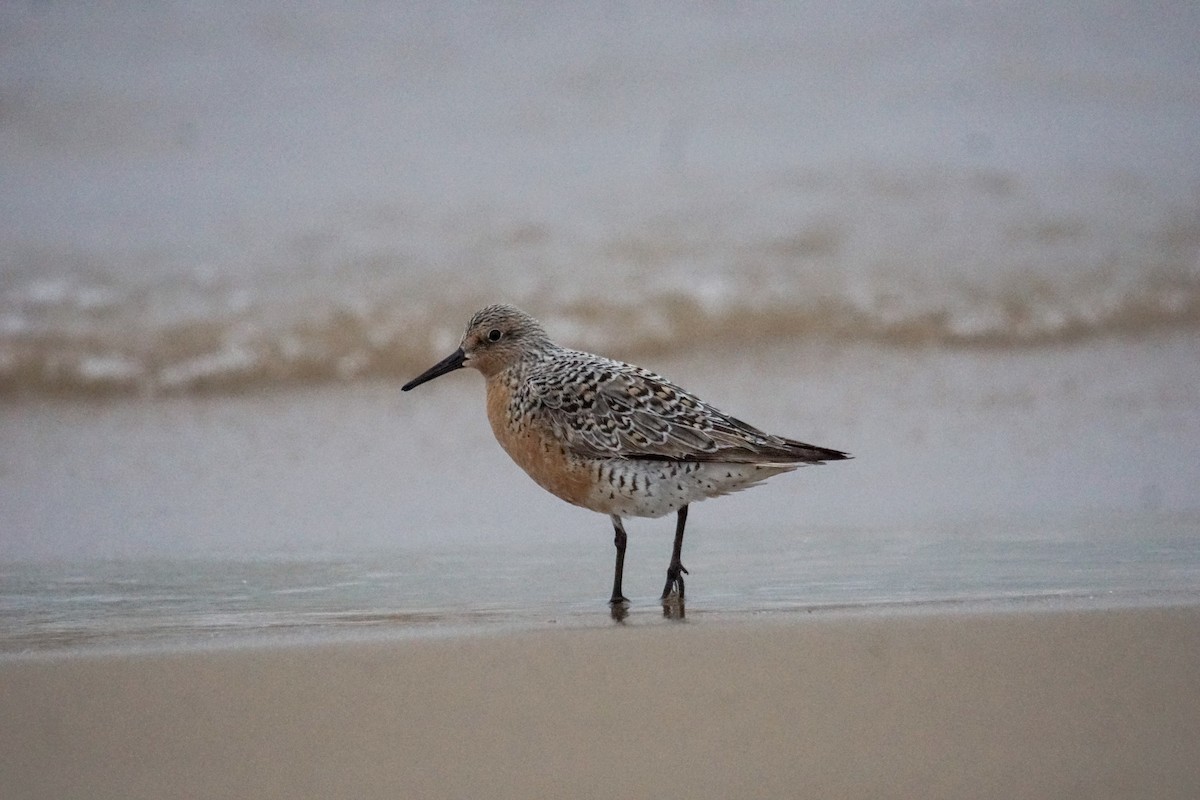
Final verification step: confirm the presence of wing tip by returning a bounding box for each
[780,441,852,464]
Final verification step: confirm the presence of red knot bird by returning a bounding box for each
[402,304,849,606]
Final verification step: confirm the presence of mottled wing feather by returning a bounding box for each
[527,351,846,464]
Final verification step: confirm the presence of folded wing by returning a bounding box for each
[529,355,849,465]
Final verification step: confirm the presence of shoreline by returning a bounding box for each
[4,587,1198,662]
[5,604,1198,799]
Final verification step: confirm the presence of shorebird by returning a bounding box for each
[402,304,849,605]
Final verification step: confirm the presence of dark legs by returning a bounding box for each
[609,515,629,605]
[660,505,690,600]
[609,505,689,609]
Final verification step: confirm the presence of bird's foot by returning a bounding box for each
[609,600,630,622]
[660,562,689,600]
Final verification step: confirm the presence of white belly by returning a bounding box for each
[581,460,798,518]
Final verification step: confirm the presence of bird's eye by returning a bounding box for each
[487,328,503,342]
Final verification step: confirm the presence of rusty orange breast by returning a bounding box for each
[485,375,594,508]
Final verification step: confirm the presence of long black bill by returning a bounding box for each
[401,347,466,391]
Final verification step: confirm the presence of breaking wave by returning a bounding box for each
[2,269,1198,399]
[3,164,1198,400]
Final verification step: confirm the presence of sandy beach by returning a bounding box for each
[4,605,1198,800]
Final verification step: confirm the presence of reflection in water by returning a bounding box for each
[607,599,685,623]
[662,598,685,621]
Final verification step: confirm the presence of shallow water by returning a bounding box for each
[3,516,1198,655]
[3,335,1198,654]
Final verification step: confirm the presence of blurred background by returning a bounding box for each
[2,1,1197,396]
[1,3,1198,647]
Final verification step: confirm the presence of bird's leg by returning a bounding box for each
[609,515,630,605]
[660,505,690,600]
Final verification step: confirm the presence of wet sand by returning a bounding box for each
[4,605,1198,800]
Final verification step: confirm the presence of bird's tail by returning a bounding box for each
[773,439,851,464]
